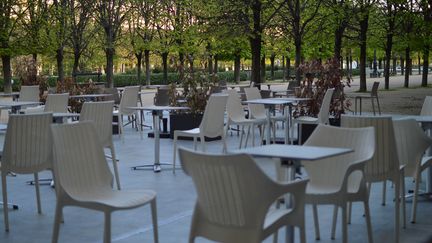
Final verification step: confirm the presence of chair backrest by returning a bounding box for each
[304,124,375,190]
[154,87,170,106]
[199,94,228,138]
[371,82,380,97]
[226,89,247,123]
[420,96,432,116]
[178,148,305,237]
[287,81,297,90]
[103,87,121,105]
[51,122,113,198]
[19,85,39,102]
[79,101,114,147]
[393,119,432,178]
[2,113,53,174]
[44,93,69,113]
[342,115,399,182]
[119,86,140,115]
[244,87,266,119]
[317,88,334,124]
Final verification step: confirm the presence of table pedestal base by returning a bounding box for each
[131,163,172,173]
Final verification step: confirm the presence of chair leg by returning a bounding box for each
[312,204,320,240]
[394,179,400,243]
[34,173,42,214]
[382,181,387,206]
[51,203,62,243]
[151,199,159,243]
[364,201,374,243]
[347,201,352,224]
[376,96,381,115]
[118,115,124,143]
[2,173,9,232]
[411,174,421,223]
[400,170,406,229]
[103,212,111,243]
[110,146,121,190]
[331,205,338,240]
[173,133,178,174]
[371,98,376,116]
[193,137,197,150]
[239,126,244,149]
[341,204,348,243]
[299,225,306,243]
[200,135,206,152]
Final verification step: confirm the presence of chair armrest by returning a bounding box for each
[272,178,309,201]
[340,160,367,193]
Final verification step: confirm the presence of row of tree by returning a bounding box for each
[0,0,431,92]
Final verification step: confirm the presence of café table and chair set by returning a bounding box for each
[1,82,431,243]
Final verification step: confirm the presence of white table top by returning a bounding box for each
[244,98,294,105]
[70,94,111,99]
[127,105,190,111]
[0,92,20,97]
[53,113,80,118]
[273,97,311,102]
[230,144,353,161]
[0,101,41,107]
[391,114,432,122]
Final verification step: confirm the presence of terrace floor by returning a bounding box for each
[1,74,432,243]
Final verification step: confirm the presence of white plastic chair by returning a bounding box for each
[19,85,40,102]
[420,96,432,116]
[303,124,375,243]
[80,101,120,190]
[172,94,228,174]
[244,87,285,142]
[353,81,381,115]
[1,113,53,232]
[225,89,266,148]
[113,86,140,140]
[23,93,69,114]
[178,148,308,243]
[292,88,334,145]
[393,119,432,223]
[342,115,405,243]
[50,121,158,243]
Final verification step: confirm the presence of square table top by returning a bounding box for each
[243,98,294,105]
[127,105,190,111]
[230,144,353,161]
[0,101,41,107]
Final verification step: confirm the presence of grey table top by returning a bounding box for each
[230,144,353,161]
[127,105,190,111]
[244,98,294,105]
[0,101,41,107]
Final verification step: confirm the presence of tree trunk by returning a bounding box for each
[282,55,286,81]
[56,47,65,84]
[32,53,38,63]
[401,57,405,75]
[208,55,213,74]
[105,47,115,88]
[294,36,302,84]
[261,55,266,83]
[162,52,168,84]
[1,55,12,93]
[270,53,275,80]
[418,53,421,75]
[392,55,397,75]
[359,14,369,92]
[135,51,143,86]
[384,31,393,90]
[234,53,241,83]
[334,25,344,62]
[287,56,291,78]
[179,52,185,81]
[72,50,80,82]
[422,46,429,87]
[346,54,349,76]
[144,49,151,86]
[250,0,262,84]
[214,55,218,74]
[404,47,410,88]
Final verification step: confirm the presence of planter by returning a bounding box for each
[169,113,221,141]
[297,118,340,145]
